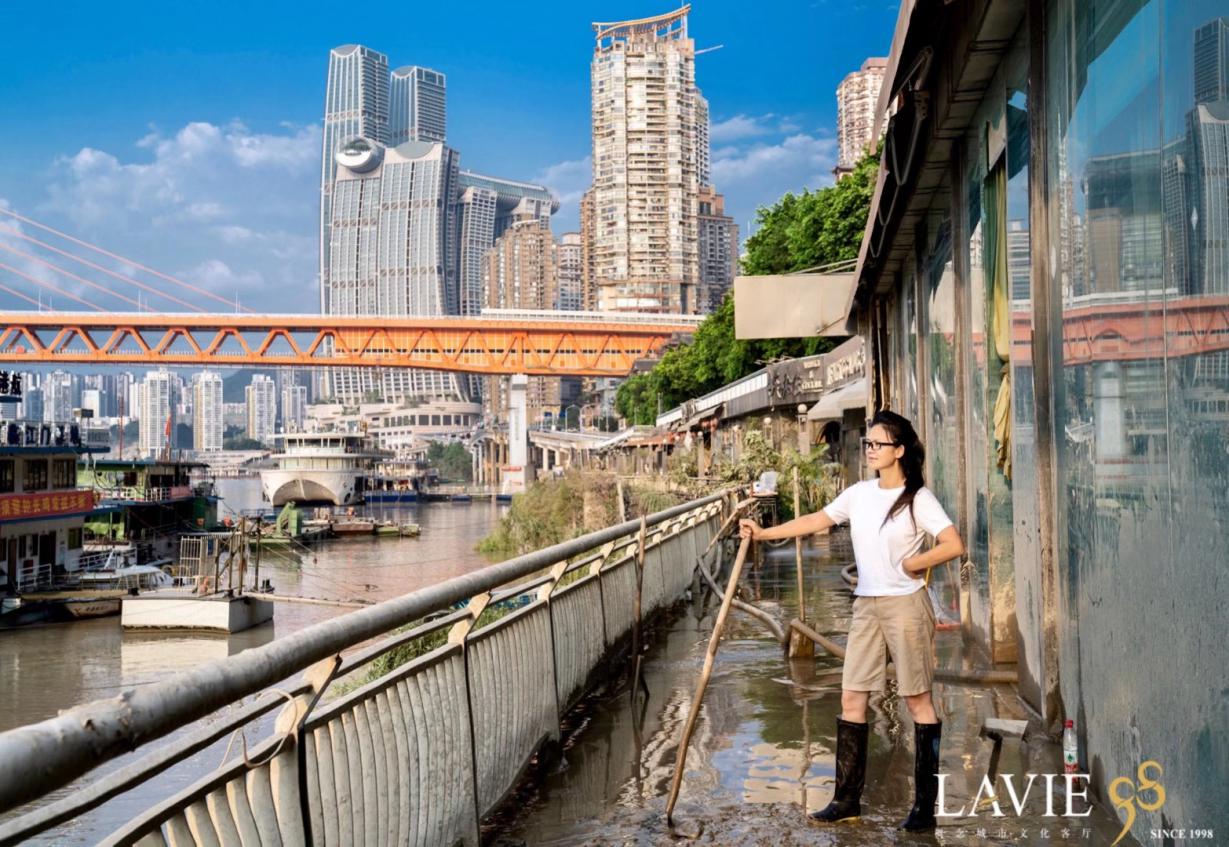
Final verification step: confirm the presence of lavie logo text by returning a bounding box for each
[1109,760,1165,846]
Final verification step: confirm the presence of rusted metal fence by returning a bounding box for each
[0,492,725,846]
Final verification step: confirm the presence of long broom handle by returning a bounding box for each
[665,534,753,824]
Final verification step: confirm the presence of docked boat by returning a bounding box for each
[259,432,391,507]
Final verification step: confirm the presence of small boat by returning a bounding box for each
[0,592,125,628]
[374,522,421,538]
[331,518,376,536]
[78,564,174,591]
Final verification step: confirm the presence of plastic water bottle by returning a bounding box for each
[1062,719,1078,773]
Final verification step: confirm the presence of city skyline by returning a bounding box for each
[0,2,897,314]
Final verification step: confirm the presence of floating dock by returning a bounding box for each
[121,590,273,633]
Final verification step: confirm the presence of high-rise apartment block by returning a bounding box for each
[697,186,738,312]
[579,189,598,311]
[246,375,277,445]
[556,233,584,311]
[281,385,308,433]
[483,220,561,425]
[390,66,446,144]
[43,371,73,423]
[139,370,175,458]
[192,371,224,453]
[835,57,888,177]
[589,8,704,314]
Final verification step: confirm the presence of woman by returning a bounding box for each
[739,411,964,832]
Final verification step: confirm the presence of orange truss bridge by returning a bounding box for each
[0,311,702,376]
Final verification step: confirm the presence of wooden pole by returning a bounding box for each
[629,516,647,702]
[788,467,814,658]
[666,535,752,825]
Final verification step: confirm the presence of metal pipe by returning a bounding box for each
[0,492,727,815]
[695,553,786,645]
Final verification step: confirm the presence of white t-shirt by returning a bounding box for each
[822,479,954,597]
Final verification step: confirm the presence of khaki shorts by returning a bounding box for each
[842,588,936,696]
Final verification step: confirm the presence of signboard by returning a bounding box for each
[0,490,96,522]
[0,371,22,403]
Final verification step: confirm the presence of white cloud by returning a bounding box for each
[30,121,321,311]
[713,133,838,185]
[710,132,840,236]
[179,258,263,296]
[710,114,775,143]
[533,156,591,233]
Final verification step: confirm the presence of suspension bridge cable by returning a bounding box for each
[0,223,203,312]
[0,280,43,308]
[0,242,144,310]
[0,207,254,312]
[0,261,104,311]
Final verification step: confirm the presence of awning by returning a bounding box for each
[807,378,868,422]
[733,272,856,339]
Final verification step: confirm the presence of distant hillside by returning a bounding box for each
[222,369,275,403]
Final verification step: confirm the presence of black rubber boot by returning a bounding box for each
[900,720,942,831]
[810,717,869,823]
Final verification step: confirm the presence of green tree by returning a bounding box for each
[427,441,472,482]
[614,148,878,426]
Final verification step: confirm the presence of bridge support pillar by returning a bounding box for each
[507,374,529,493]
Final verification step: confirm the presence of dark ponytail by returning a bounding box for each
[870,411,926,527]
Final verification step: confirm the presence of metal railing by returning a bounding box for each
[0,491,727,845]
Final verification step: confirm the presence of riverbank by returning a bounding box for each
[477,470,689,560]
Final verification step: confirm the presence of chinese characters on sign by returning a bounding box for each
[0,490,95,521]
[0,371,22,400]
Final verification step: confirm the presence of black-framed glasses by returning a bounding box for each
[861,438,900,451]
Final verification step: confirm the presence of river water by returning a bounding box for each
[0,477,506,842]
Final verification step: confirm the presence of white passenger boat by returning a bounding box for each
[259,432,391,506]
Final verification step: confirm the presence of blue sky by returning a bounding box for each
[0,0,898,312]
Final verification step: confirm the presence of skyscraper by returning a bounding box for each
[695,93,711,187]
[835,58,888,177]
[556,233,584,311]
[579,189,597,311]
[1188,100,1229,295]
[457,171,557,318]
[281,384,308,433]
[390,66,447,144]
[246,374,277,445]
[139,370,174,458]
[483,220,561,424]
[44,371,73,423]
[321,45,391,316]
[192,372,224,453]
[696,186,738,312]
[328,137,466,403]
[590,7,704,314]
[1194,18,1229,106]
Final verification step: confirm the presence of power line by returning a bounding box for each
[0,261,103,311]
[0,208,254,312]
[0,223,203,312]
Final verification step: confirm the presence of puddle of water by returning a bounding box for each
[494,534,1138,847]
